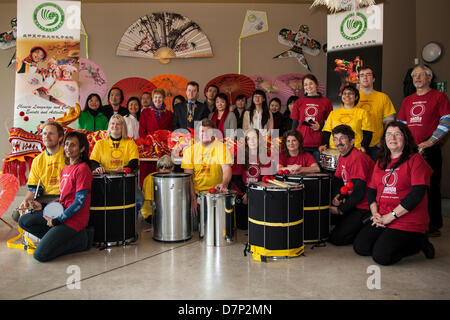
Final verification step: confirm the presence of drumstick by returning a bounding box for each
[34,179,41,200]
[267,178,291,188]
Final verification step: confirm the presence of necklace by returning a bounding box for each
[187,102,196,123]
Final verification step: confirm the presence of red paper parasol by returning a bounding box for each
[276,73,326,97]
[79,58,109,110]
[112,77,156,107]
[204,73,255,105]
[149,74,188,112]
[0,173,19,219]
[250,74,293,106]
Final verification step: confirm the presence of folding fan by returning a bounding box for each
[111,77,156,107]
[276,73,326,97]
[116,12,213,64]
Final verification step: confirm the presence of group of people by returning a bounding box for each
[12,64,449,267]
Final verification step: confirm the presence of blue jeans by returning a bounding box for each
[18,211,88,262]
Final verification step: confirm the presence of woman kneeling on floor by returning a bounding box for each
[19,131,93,262]
[353,121,435,265]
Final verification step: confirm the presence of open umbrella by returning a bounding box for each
[149,74,188,111]
[205,73,255,105]
[0,173,19,227]
[78,57,108,110]
[112,77,156,107]
[250,74,292,106]
[276,73,326,97]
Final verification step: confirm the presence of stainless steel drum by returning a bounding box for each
[320,149,340,171]
[198,190,236,247]
[152,173,192,242]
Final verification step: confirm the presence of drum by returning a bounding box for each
[152,173,192,242]
[89,174,137,246]
[43,202,64,218]
[320,149,340,171]
[198,190,236,246]
[247,182,304,261]
[276,173,331,244]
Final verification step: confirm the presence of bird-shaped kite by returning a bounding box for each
[274,25,321,71]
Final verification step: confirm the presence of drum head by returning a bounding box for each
[43,202,64,218]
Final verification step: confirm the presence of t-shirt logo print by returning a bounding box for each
[409,103,426,124]
[305,105,318,121]
[382,170,398,195]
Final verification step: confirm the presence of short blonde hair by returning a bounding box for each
[107,114,128,139]
[152,88,166,100]
[157,154,174,171]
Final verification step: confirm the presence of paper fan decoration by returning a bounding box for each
[276,73,326,97]
[116,12,213,64]
[149,74,188,111]
[205,73,255,105]
[250,75,292,106]
[111,77,156,107]
[79,57,108,110]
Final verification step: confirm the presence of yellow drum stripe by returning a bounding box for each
[248,217,303,227]
[250,245,305,258]
[90,203,136,211]
[303,205,329,211]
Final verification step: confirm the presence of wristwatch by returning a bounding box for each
[391,211,398,219]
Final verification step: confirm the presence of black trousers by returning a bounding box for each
[353,224,423,266]
[423,144,442,230]
[18,211,88,262]
[329,208,370,246]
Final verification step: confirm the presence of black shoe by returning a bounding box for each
[428,227,441,238]
[86,226,95,250]
[420,236,435,259]
[11,210,20,223]
[145,216,152,225]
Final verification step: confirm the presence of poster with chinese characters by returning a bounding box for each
[14,0,80,133]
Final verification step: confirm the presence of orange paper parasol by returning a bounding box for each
[149,74,188,111]
[112,77,156,107]
[0,174,19,219]
[204,73,255,105]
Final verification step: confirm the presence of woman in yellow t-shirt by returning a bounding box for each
[320,85,374,152]
[90,114,139,174]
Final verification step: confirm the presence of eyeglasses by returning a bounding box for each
[385,132,404,138]
[359,73,373,78]
[333,136,349,142]
[342,91,355,96]
[411,72,430,78]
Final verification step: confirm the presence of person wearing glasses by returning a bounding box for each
[397,65,450,237]
[356,67,396,161]
[353,121,435,265]
[320,85,374,153]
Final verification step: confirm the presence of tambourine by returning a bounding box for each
[43,202,64,219]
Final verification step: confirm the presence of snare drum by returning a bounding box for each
[247,182,304,261]
[320,149,340,171]
[276,173,331,244]
[198,190,236,246]
[89,174,137,246]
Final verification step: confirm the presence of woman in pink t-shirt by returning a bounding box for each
[18,131,93,262]
[353,121,435,265]
[277,130,320,174]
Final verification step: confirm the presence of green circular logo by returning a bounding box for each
[33,3,65,32]
[248,14,257,23]
[340,13,367,40]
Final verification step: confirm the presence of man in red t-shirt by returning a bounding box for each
[397,65,450,237]
[329,125,374,246]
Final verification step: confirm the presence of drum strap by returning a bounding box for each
[90,203,136,211]
[6,211,37,254]
[248,217,304,227]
